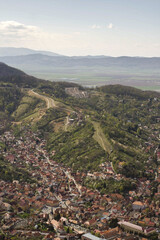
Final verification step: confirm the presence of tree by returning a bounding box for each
[109,218,118,228]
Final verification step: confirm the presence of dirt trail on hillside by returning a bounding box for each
[28,90,56,109]
[92,121,112,154]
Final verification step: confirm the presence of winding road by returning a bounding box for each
[29,90,56,109]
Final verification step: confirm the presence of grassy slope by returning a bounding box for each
[92,121,112,154]
[52,85,159,177]
[12,90,47,124]
[47,122,106,171]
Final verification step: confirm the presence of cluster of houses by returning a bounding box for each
[0,128,159,239]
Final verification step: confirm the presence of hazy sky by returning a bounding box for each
[0,0,160,56]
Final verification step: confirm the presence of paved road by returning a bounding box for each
[29,90,56,108]
[15,230,48,236]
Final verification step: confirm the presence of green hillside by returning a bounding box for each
[0,64,159,183]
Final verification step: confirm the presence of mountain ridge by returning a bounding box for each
[0,48,160,90]
[1,53,160,67]
[0,47,62,57]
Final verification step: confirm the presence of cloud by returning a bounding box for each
[135,43,142,48]
[74,31,81,35]
[0,20,91,55]
[153,43,160,48]
[107,23,114,29]
[0,21,125,56]
[91,24,101,29]
[0,21,39,36]
[0,21,72,47]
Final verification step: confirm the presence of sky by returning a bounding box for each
[0,0,160,56]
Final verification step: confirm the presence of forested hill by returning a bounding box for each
[0,64,159,181]
[0,62,25,76]
[0,62,42,88]
[98,84,160,99]
[0,62,80,90]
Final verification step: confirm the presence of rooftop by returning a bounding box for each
[82,233,104,240]
[118,221,143,231]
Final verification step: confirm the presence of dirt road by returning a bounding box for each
[29,90,56,109]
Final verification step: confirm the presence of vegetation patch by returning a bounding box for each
[48,122,106,171]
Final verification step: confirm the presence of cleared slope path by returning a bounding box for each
[29,89,56,108]
[92,121,112,154]
[91,121,116,174]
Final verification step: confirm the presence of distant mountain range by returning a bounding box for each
[0,48,160,69]
[0,47,160,89]
[0,47,61,57]
[1,54,160,68]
